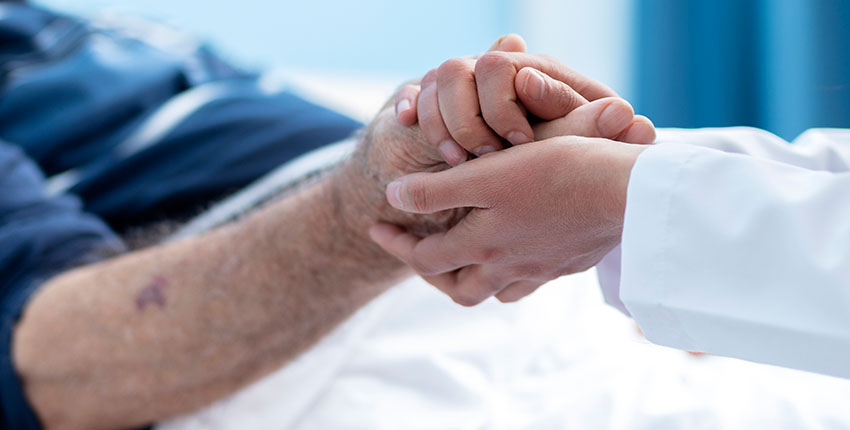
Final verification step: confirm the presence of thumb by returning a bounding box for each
[514,67,589,120]
[386,165,491,214]
[533,97,636,140]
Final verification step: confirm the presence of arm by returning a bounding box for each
[13,167,406,429]
[11,100,459,429]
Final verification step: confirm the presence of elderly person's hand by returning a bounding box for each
[393,38,655,164]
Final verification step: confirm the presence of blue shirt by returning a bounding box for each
[0,3,362,428]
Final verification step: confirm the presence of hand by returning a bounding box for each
[368,136,647,306]
[337,35,648,238]
[394,45,655,165]
[334,36,529,238]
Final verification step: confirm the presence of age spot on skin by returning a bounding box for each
[135,276,168,311]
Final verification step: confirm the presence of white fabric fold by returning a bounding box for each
[600,127,850,378]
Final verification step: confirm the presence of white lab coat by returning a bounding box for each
[598,127,850,379]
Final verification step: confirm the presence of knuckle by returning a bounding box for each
[554,85,581,113]
[406,181,431,213]
[449,124,482,146]
[478,246,506,263]
[421,68,438,86]
[437,58,472,81]
[538,53,558,64]
[474,51,512,76]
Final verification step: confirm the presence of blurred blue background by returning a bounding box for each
[37,0,849,141]
[636,0,850,140]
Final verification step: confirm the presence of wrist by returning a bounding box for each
[335,128,469,238]
[556,138,646,243]
[606,143,647,237]
[329,159,386,244]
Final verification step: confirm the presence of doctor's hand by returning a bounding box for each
[394,46,656,164]
[368,137,647,306]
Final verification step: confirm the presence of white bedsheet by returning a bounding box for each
[158,271,850,429]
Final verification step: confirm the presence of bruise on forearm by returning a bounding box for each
[135,275,169,311]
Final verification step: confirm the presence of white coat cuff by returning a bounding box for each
[619,144,703,351]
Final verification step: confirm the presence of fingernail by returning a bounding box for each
[506,131,531,145]
[632,123,657,144]
[598,101,633,136]
[439,140,467,165]
[522,69,547,100]
[395,98,411,119]
[386,181,404,209]
[473,145,497,157]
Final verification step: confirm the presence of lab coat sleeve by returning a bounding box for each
[609,128,850,378]
[597,127,850,316]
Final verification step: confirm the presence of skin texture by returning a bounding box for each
[370,136,647,306]
[10,34,650,429]
[10,85,463,429]
[375,41,657,306]
[394,37,656,165]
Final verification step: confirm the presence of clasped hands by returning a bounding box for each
[357,35,656,305]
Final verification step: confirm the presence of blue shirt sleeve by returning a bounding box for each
[0,142,125,429]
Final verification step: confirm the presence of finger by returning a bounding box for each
[488,33,527,52]
[515,67,588,120]
[418,70,468,166]
[532,97,635,140]
[369,222,482,276]
[386,164,492,214]
[495,280,544,303]
[420,271,462,300]
[447,264,515,307]
[477,51,617,108]
[617,115,657,144]
[368,223,463,291]
[395,84,421,126]
[475,53,618,144]
[437,58,503,157]
[368,223,420,263]
[475,53,535,146]
[404,211,490,275]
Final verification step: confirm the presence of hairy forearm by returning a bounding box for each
[12,166,409,429]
